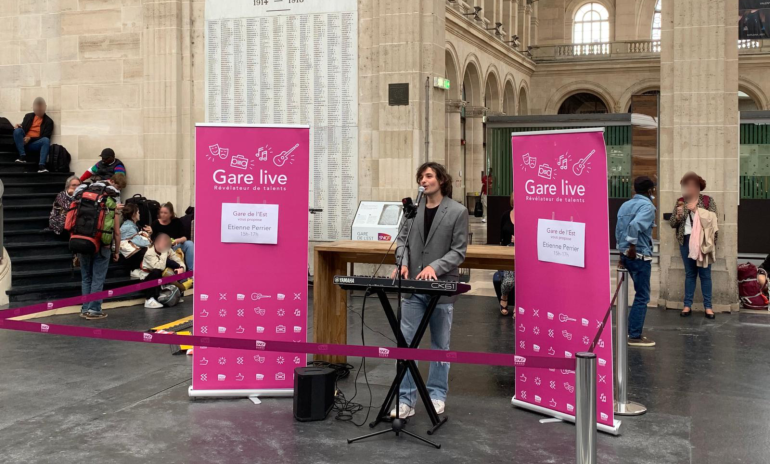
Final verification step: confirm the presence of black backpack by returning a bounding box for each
[46,144,72,173]
[125,194,161,229]
[474,199,484,217]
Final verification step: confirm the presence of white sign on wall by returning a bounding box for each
[536,219,586,268]
[205,0,358,242]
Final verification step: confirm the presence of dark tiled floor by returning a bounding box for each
[0,292,768,463]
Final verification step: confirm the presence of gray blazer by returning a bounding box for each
[394,196,469,303]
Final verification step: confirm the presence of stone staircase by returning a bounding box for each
[0,141,139,305]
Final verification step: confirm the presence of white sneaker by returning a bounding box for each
[390,403,415,419]
[431,399,445,415]
[481,218,487,223]
[144,297,163,308]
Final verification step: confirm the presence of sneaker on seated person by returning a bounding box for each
[144,297,164,309]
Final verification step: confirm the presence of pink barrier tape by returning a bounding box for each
[0,271,195,320]
[0,317,576,370]
[0,270,578,370]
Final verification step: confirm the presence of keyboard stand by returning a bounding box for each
[348,288,447,446]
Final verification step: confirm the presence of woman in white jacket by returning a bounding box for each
[140,233,185,308]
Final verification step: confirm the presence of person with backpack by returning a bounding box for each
[669,172,718,319]
[48,176,81,237]
[13,97,54,173]
[79,148,126,182]
[66,183,122,320]
[138,233,185,309]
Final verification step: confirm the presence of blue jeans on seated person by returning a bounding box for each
[13,127,50,166]
[399,294,453,406]
[173,240,194,271]
[79,247,111,314]
[621,254,651,339]
[680,234,712,309]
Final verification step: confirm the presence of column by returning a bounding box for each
[142,0,184,206]
[510,0,519,43]
[465,106,485,197]
[359,0,446,202]
[530,2,538,46]
[518,2,528,49]
[446,100,464,200]
[659,0,739,311]
[502,0,513,38]
[524,4,532,49]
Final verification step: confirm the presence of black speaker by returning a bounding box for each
[293,367,336,422]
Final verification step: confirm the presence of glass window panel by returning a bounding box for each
[574,23,583,43]
[592,22,601,42]
[601,22,609,41]
[652,29,661,40]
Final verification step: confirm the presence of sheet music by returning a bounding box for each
[206,0,358,241]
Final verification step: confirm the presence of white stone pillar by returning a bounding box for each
[446,100,464,200]
[659,0,739,311]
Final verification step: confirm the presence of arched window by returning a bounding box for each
[573,3,610,44]
[651,0,662,40]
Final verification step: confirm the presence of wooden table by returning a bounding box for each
[313,240,515,363]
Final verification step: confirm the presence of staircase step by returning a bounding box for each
[3,229,63,244]
[4,216,49,231]
[0,161,50,173]
[5,241,70,258]
[4,203,53,219]
[9,253,74,272]
[3,193,58,206]
[7,276,141,303]
[4,182,65,194]
[12,266,131,286]
[0,172,74,184]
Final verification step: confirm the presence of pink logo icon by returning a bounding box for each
[41,324,50,333]
[535,395,542,404]
[276,372,286,381]
[254,355,265,363]
[378,348,390,358]
[293,326,302,333]
[318,344,329,351]
[143,333,152,342]
[567,403,575,413]
[47,302,53,309]
[446,352,457,360]
[514,355,526,366]
[276,325,286,334]
[93,329,102,336]
[255,341,266,350]
[256,374,264,381]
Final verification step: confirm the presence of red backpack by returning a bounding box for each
[738,263,769,309]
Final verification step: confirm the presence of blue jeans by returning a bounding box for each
[13,127,49,166]
[680,234,712,309]
[621,255,651,339]
[173,240,194,271]
[79,248,111,314]
[399,294,453,406]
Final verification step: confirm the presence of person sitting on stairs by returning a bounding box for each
[79,148,126,183]
[138,233,185,309]
[13,97,54,173]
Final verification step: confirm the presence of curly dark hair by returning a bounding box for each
[680,172,706,191]
[416,162,453,198]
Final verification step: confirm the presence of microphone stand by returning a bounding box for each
[348,190,440,449]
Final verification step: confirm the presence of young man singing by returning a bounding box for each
[390,162,469,419]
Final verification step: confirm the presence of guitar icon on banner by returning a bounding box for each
[572,150,595,176]
[272,144,299,167]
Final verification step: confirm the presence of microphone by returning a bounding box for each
[415,186,426,208]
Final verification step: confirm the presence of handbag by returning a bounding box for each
[120,240,142,258]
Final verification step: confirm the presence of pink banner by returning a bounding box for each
[192,124,309,394]
[511,129,615,428]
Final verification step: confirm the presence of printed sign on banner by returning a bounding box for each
[511,129,616,430]
[192,124,309,396]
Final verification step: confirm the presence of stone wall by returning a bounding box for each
[0,0,203,210]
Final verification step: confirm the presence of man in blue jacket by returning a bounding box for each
[616,176,657,347]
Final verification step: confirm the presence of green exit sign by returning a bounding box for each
[433,77,451,90]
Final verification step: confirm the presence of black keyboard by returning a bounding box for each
[333,275,471,296]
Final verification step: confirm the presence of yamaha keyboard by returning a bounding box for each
[333,275,471,296]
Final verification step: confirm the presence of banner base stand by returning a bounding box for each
[188,386,294,399]
[511,397,621,436]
